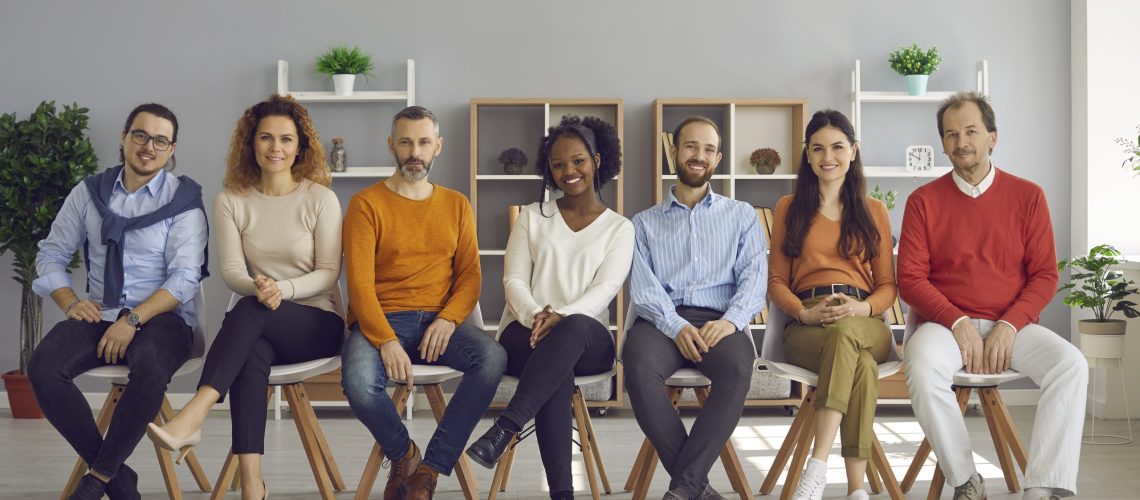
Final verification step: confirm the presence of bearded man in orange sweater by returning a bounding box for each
[341,106,507,500]
[898,92,1086,500]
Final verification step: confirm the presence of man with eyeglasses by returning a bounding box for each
[27,103,208,500]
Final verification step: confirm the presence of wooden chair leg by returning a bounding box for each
[990,387,1029,473]
[284,384,336,499]
[624,436,655,492]
[866,456,884,494]
[210,451,239,500]
[926,387,972,500]
[159,397,212,492]
[979,387,1020,492]
[760,387,815,495]
[628,386,682,500]
[871,434,904,500]
[572,391,602,500]
[426,384,478,500]
[152,408,184,499]
[695,387,752,500]
[61,386,123,499]
[487,435,518,500]
[499,440,518,491]
[354,385,412,500]
[576,389,612,493]
[901,438,932,493]
[295,382,345,490]
[780,390,819,500]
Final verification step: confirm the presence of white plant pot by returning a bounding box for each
[333,74,356,96]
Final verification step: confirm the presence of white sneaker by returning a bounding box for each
[791,457,827,500]
[1023,487,1060,500]
[846,489,869,500]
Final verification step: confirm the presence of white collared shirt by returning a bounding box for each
[951,161,995,198]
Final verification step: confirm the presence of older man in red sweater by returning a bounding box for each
[898,92,1087,500]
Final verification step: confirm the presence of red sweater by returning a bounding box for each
[897,168,1058,331]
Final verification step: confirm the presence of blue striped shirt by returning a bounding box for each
[630,185,767,338]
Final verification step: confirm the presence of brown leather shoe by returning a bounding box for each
[383,441,421,500]
[402,464,439,500]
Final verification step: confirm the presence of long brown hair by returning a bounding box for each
[782,109,880,262]
[223,94,330,190]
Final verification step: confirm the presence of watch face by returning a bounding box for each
[906,145,933,172]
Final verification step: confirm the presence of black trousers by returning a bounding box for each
[197,296,343,454]
[28,312,192,478]
[499,314,615,496]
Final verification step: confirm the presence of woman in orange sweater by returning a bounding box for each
[768,109,896,500]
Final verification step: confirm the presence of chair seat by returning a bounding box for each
[665,368,711,387]
[269,356,341,385]
[953,369,1025,387]
[501,368,617,387]
[82,358,204,386]
[765,360,901,388]
[390,364,463,386]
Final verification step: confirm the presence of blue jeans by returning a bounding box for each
[341,310,507,475]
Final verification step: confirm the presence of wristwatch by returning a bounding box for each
[125,310,142,330]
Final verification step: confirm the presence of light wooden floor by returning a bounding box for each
[0,404,1134,499]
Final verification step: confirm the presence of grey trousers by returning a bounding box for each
[623,306,755,497]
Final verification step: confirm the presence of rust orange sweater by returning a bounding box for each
[769,195,897,317]
[343,181,481,348]
[897,169,1058,331]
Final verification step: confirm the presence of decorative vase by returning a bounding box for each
[332,74,356,96]
[906,74,929,96]
[503,163,525,175]
[753,162,777,175]
[330,138,347,172]
[3,370,43,419]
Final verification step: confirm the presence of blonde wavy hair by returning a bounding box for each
[223,94,331,190]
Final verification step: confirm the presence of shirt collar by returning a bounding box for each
[951,161,996,198]
[663,183,717,213]
[114,168,167,197]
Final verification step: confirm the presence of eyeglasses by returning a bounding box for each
[128,130,173,151]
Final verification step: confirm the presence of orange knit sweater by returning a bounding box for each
[343,182,481,348]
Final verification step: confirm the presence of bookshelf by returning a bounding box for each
[470,98,626,411]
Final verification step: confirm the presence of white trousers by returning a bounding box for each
[904,319,1087,495]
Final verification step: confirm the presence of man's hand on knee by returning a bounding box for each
[952,319,985,374]
[983,322,1015,373]
[381,339,413,388]
[674,324,708,362]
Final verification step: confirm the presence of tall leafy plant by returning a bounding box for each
[0,101,99,374]
[1057,244,1140,322]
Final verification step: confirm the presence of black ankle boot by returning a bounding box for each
[465,422,516,469]
[68,474,107,500]
[106,464,141,500]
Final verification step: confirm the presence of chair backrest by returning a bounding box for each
[467,302,485,331]
[903,309,919,346]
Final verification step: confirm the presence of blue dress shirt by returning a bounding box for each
[32,169,207,330]
[630,185,767,339]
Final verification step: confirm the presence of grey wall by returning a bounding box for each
[0,0,1071,393]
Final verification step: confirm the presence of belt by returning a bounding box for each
[795,284,870,301]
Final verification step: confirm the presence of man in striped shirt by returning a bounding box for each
[625,116,768,500]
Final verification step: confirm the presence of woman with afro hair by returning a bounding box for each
[465,115,634,500]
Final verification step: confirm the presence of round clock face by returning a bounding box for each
[906,145,934,172]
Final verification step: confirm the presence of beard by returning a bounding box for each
[676,157,715,188]
[396,155,433,182]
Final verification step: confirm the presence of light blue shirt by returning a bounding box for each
[32,169,207,330]
[630,185,768,339]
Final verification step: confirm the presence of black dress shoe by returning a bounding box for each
[465,422,516,469]
[106,464,141,500]
[550,489,575,500]
[68,474,107,500]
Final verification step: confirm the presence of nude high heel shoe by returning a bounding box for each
[145,422,201,464]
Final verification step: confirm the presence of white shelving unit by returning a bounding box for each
[275,58,415,179]
[851,59,988,179]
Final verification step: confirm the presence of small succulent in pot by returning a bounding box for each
[750,147,781,175]
[499,147,528,175]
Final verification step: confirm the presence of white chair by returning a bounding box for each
[620,307,755,500]
[212,287,348,500]
[898,310,1029,497]
[759,305,904,500]
[354,304,486,500]
[62,289,212,500]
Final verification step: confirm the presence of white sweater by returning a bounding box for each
[500,201,635,334]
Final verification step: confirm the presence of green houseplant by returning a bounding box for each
[0,101,99,418]
[1057,244,1140,337]
[887,43,942,96]
[315,45,374,97]
[1116,125,1140,176]
[869,184,899,248]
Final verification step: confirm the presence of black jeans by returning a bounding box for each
[623,306,755,497]
[28,312,192,479]
[198,296,344,454]
[499,314,615,496]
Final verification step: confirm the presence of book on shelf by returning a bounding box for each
[661,131,677,174]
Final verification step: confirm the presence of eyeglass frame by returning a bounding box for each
[126,129,175,151]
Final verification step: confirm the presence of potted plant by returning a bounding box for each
[868,184,899,248]
[750,147,781,175]
[1058,244,1139,349]
[0,101,99,418]
[315,45,374,97]
[1116,125,1140,177]
[499,147,528,175]
[887,43,942,96]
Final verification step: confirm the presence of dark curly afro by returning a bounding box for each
[534,114,622,196]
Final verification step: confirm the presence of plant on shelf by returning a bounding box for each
[750,147,781,175]
[1116,125,1140,177]
[314,45,374,97]
[0,101,99,418]
[887,43,941,96]
[499,147,528,175]
[1057,244,1140,336]
[869,185,899,248]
